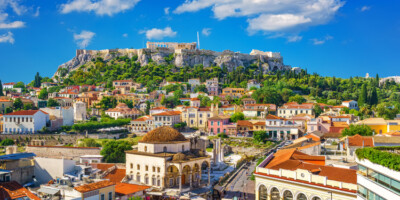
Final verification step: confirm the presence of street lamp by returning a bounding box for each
[328,191,333,200]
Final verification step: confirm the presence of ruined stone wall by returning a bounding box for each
[25,146,101,160]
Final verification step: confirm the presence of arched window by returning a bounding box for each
[163,146,167,152]
[311,197,321,200]
[136,173,141,182]
[283,190,293,200]
[271,188,280,200]
[297,193,307,200]
[258,185,267,200]
[144,146,147,152]
[182,145,185,152]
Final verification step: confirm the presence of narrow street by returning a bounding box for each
[223,161,257,200]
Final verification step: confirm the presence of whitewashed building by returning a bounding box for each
[2,110,49,133]
[342,100,359,110]
[73,101,87,121]
[40,107,74,126]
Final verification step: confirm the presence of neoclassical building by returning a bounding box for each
[255,149,357,200]
[125,126,211,193]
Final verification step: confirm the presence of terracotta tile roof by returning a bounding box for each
[28,145,100,149]
[323,132,342,138]
[373,135,400,144]
[254,121,266,125]
[208,116,231,120]
[3,82,15,85]
[152,111,181,116]
[356,118,387,125]
[91,163,115,172]
[265,114,285,120]
[281,102,314,109]
[305,134,320,142]
[113,80,133,82]
[383,131,400,136]
[190,98,200,101]
[0,181,40,200]
[198,107,210,111]
[332,122,349,128]
[264,149,356,184]
[151,106,167,110]
[115,183,150,195]
[105,168,126,183]
[74,180,115,193]
[347,134,374,147]
[4,110,45,116]
[0,99,12,102]
[237,120,253,126]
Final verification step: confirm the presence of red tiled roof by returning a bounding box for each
[237,120,253,126]
[74,181,115,193]
[198,107,210,111]
[152,111,181,116]
[264,149,356,184]
[104,168,126,183]
[151,106,167,110]
[91,163,115,172]
[113,80,133,83]
[28,145,100,149]
[0,181,40,200]
[347,134,374,147]
[254,121,266,126]
[115,183,150,195]
[265,114,285,120]
[4,110,44,116]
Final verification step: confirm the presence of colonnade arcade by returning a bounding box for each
[258,184,322,200]
[165,160,210,192]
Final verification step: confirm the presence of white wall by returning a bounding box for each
[3,111,49,133]
[138,142,190,154]
[34,157,76,184]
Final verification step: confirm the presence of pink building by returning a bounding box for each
[207,116,236,135]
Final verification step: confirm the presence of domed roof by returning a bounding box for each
[140,126,187,143]
[116,103,129,108]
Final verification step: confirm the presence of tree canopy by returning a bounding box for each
[342,124,374,136]
[100,140,133,163]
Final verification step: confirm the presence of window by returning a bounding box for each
[144,146,147,152]
[199,114,202,118]
[163,146,167,152]
[157,167,160,172]
[108,192,112,200]
[130,163,133,169]
[145,165,149,171]
[101,194,105,200]
[217,121,220,126]
[153,166,155,172]
[137,164,140,170]
[200,120,202,124]
[211,121,214,126]
[217,128,220,133]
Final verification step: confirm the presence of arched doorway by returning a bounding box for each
[166,165,179,187]
[258,185,267,200]
[201,161,210,184]
[182,165,191,185]
[193,163,200,187]
[270,187,280,200]
[297,193,307,200]
[283,190,294,200]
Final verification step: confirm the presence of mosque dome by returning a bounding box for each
[140,126,187,143]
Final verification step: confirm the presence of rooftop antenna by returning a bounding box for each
[197,31,200,50]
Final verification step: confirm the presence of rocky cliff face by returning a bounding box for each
[53,48,292,79]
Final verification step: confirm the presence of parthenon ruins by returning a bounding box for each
[146,42,197,50]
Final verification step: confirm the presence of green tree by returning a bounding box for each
[23,104,33,110]
[288,95,306,104]
[34,72,41,87]
[47,98,60,107]
[0,138,15,146]
[145,101,151,115]
[38,88,48,99]
[230,112,245,122]
[313,104,323,117]
[253,131,267,143]
[342,124,373,136]
[358,84,367,106]
[78,138,101,147]
[100,140,133,163]
[0,80,3,96]
[369,87,378,106]
[13,98,23,110]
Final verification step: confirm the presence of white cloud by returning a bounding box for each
[74,30,95,48]
[0,0,26,29]
[122,33,128,37]
[174,0,344,34]
[361,6,370,12]
[287,35,303,42]
[0,31,14,44]
[311,35,333,45]
[164,7,170,15]
[60,0,141,16]
[34,7,40,17]
[141,27,177,40]
[201,28,211,36]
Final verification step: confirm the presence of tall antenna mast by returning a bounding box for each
[197,31,200,50]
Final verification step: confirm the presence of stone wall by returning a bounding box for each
[25,146,101,160]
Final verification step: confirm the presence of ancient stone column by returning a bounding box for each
[189,171,193,189]
[208,167,211,186]
[179,174,182,193]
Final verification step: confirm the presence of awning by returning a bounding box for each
[37,187,60,195]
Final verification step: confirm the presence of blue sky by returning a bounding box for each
[0,0,399,83]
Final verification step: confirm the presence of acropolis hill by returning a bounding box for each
[53,42,295,78]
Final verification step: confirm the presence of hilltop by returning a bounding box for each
[52,43,297,82]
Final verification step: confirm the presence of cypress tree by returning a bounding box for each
[375,73,380,87]
[369,87,378,105]
[0,80,3,96]
[358,84,368,106]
